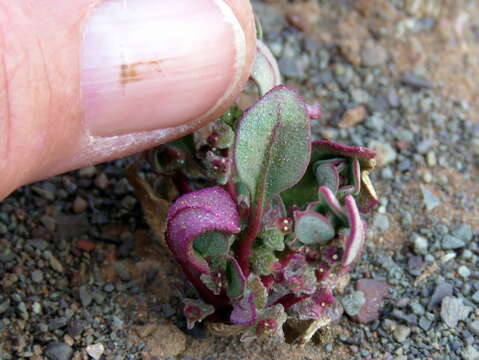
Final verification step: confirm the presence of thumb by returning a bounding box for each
[0,0,256,199]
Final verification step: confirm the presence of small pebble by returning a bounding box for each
[73,196,88,214]
[426,151,437,167]
[94,172,109,189]
[373,213,390,232]
[368,140,397,167]
[361,42,388,67]
[393,325,411,343]
[32,302,42,314]
[451,224,473,243]
[462,345,479,360]
[31,270,44,284]
[79,166,97,178]
[338,106,367,129]
[412,234,428,255]
[49,256,64,273]
[428,282,453,310]
[468,320,479,336]
[458,265,471,279]
[420,185,441,211]
[442,235,466,250]
[341,291,366,317]
[86,343,105,360]
[44,342,73,360]
[419,317,432,331]
[471,291,479,304]
[440,296,472,328]
[79,286,93,307]
[401,72,434,89]
[75,239,96,252]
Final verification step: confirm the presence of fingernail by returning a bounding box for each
[81,0,246,137]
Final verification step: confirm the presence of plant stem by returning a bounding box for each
[273,293,308,310]
[225,177,237,204]
[172,171,191,194]
[236,200,263,275]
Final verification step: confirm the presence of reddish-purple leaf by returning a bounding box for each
[305,103,322,119]
[318,186,347,222]
[183,298,215,329]
[166,186,240,274]
[341,195,365,269]
[312,140,376,167]
[351,159,361,194]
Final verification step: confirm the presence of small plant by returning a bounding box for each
[130,35,379,344]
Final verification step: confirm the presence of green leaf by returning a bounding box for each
[247,275,268,309]
[250,247,278,275]
[259,228,285,251]
[314,162,339,193]
[280,166,317,209]
[294,210,335,245]
[234,85,311,211]
[250,41,281,96]
[193,232,231,257]
[226,258,246,298]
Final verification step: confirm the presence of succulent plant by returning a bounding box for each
[133,30,379,344]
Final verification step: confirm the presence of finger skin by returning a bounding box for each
[0,0,256,200]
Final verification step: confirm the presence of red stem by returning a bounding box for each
[172,171,191,194]
[273,293,308,310]
[236,199,263,276]
[224,177,237,204]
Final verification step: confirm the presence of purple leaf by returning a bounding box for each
[305,103,322,119]
[351,159,361,194]
[322,246,342,265]
[316,262,331,282]
[230,293,257,326]
[312,140,376,168]
[166,186,240,274]
[341,195,365,269]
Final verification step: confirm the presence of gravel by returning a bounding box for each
[341,291,366,317]
[442,235,466,250]
[44,342,73,360]
[440,296,473,328]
